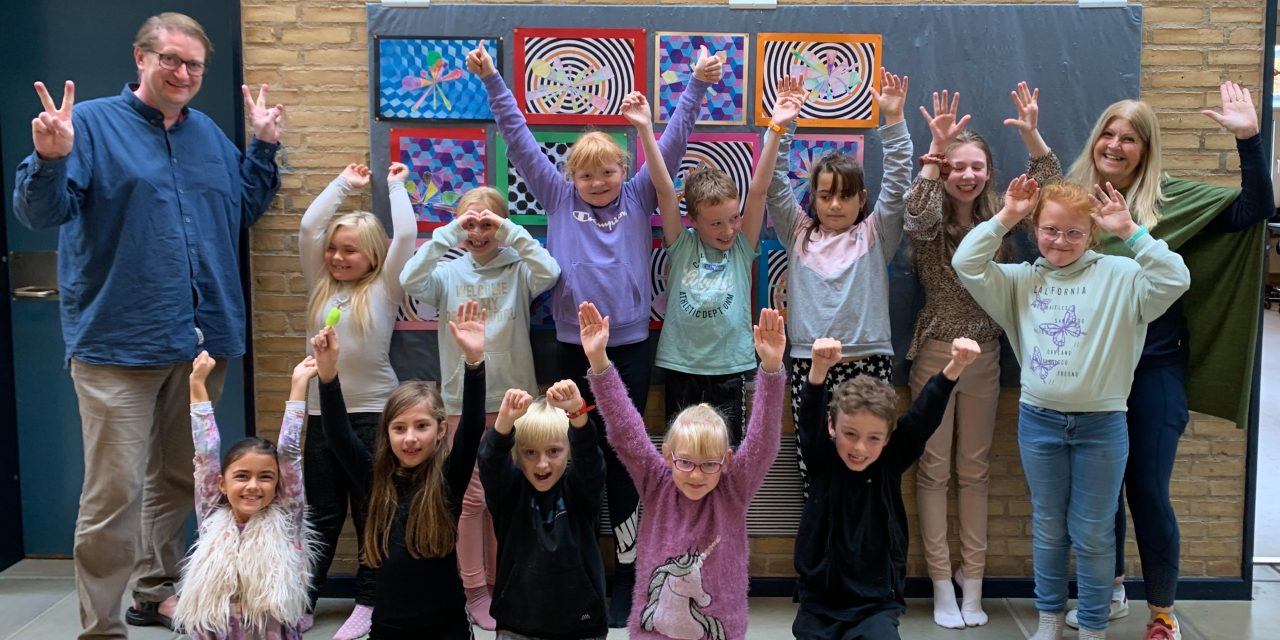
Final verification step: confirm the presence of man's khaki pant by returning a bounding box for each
[69,358,227,639]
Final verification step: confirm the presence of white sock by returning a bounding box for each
[953,569,988,627]
[1112,582,1127,602]
[1030,611,1065,640]
[1079,627,1107,640]
[931,579,965,629]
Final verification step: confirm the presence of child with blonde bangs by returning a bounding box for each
[298,162,417,638]
[313,300,489,639]
[478,379,608,640]
[762,68,912,495]
[468,41,723,625]
[580,302,786,639]
[174,352,321,639]
[952,177,1190,640]
[399,181,559,629]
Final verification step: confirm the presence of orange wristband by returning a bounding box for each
[767,121,788,135]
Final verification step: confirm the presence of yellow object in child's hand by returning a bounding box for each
[325,307,342,328]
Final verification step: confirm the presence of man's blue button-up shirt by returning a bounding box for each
[13,85,280,365]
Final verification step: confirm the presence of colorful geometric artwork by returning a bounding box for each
[756,239,789,323]
[492,130,630,225]
[655,32,748,125]
[396,234,556,331]
[637,133,758,225]
[650,235,670,329]
[755,33,881,128]
[376,37,497,121]
[787,134,864,212]
[389,128,486,231]
[514,27,646,125]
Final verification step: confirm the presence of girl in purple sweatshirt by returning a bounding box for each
[580,301,786,639]
[466,41,720,625]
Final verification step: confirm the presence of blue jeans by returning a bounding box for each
[1018,403,1129,632]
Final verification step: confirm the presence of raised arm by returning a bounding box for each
[884,338,972,471]
[499,218,560,296]
[383,162,419,296]
[730,309,787,495]
[795,338,841,478]
[869,69,913,263]
[237,84,283,228]
[1003,82,1051,160]
[624,91,682,247]
[1089,183,1190,322]
[1201,82,1274,233]
[13,81,85,230]
[188,351,223,524]
[276,357,316,519]
[469,42,570,214]
[952,175,1039,330]
[746,76,804,248]
[479,388,532,505]
[580,302,664,483]
[546,379,606,514]
[906,88,970,241]
[445,301,488,499]
[313,327,374,493]
[398,215,465,307]
[300,165,364,288]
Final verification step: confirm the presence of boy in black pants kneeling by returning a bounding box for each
[792,336,980,639]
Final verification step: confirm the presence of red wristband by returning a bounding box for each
[566,401,595,421]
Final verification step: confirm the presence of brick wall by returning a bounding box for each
[241,0,1263,579]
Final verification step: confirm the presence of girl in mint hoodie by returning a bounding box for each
[952,178,1189,640]
[398,185,559,629]
[466,42,720,625]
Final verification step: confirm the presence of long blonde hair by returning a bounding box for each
[1067,99,1166,229]
[362,382,456,567]
[307,211,388,335]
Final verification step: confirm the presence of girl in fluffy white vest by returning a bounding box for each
[175,352,320,639]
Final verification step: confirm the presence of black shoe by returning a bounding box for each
[608,563,636,628]
[125,599,176,631]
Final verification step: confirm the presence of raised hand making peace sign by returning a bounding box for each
[31,80,76,160]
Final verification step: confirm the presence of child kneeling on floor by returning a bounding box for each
[792,337,980,640]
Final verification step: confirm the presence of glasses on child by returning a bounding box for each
[1037,226,1089,243]
[147,50,207,76]
[670,455,726,474]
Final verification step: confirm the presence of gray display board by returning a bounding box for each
[364,2,1143,386]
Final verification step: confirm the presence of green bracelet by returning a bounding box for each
[1124,226,1149,248]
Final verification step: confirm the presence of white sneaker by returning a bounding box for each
[1065,596,1130,629]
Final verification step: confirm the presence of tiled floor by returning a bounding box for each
[2,558,1279,638]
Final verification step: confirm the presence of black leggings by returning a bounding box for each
[305,412,379,606]
[663,368,749,446]
[557,339,649,565]
[1113,363,1188,607]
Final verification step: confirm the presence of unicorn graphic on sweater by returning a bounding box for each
[640,537,726,640]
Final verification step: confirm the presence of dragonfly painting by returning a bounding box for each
[401,50,466,112]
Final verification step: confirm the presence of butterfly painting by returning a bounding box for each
[1031,292,1051,312]
[1038,305,1085,348]
[1030,346,1061,382]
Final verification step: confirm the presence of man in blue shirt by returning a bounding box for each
[12,12,283,638]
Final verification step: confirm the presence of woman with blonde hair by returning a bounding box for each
[1057,81,1273,640]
